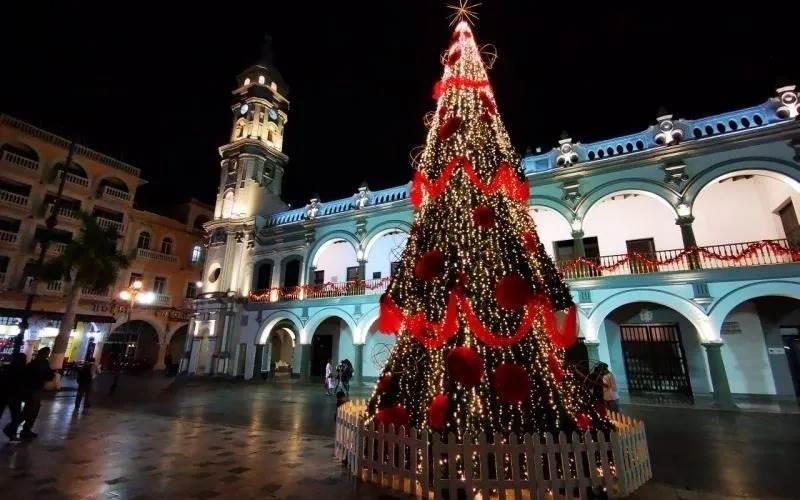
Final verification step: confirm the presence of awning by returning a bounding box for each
[0,308,117,324]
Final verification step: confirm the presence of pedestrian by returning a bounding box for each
[340,359,353,396]
[600,363,620,413]
[74,357,96,411]
[1,353,28,441]
[19,347,55,440]
[324,359,334,396]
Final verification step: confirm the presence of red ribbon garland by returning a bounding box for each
[410,156,529,207]
[558,240,799,274]
[381,291,577,350]
[248,276,392,302]
[433,76,491,100]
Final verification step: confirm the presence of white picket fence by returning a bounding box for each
[335,399,651,499]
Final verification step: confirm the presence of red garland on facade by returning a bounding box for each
[410,156,529,208]
[558,239,800,273]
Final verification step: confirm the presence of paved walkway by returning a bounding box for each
[0,373,796,499]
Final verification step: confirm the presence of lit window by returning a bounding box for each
[244,77,251,86]
[258,75,265,85]
[270,82,277,91]
[191,245,202,263]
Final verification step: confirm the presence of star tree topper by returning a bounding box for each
[446,0,482,26]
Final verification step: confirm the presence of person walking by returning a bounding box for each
[20,347,55,440]
[340,359,353,396]
[74,358,96,411]
[601,363,620,413]
[1,353,28,441]
[324,359,335,396]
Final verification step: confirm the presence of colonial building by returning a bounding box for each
[191,47,800,406]
[0,114,212,369]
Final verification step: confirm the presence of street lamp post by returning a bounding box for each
[118,280,155,360]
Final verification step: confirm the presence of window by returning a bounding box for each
[255,262,272,290]
[211,229,225,245]
[314,270,325,285]
[191,245,202,263]
[208,266,221,283]
[185,282,197,299]
[136,231,151,250]
[129,273,143,286]
[221,191,235,218]
[258,75,265,85]
[160,237,173,255]
[0,255,9,273]
[270,82,277,91]
[372,271,382,279]
[779,202,800,248]
[346,266,360,282]
[390,261,400,276]
[153,277,167,294]
[243,77,251,86]
[626,238,657,274]
[553,237,600,261]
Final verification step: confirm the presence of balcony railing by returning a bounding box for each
[35,241,68,256]
[557,239,798,279]
[0,189,29,208]
[95,216,123,233]
[101,185,131,202]
[135,247,178,264]
[59,171,90,188]
[249,277,390,303]
[81,287,110,299]
[154,293,171,307]
[0,230,19,246]
[1,150,39,172]
[40,280,64,295]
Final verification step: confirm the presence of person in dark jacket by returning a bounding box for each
[74,357,96,410]
[1,353,28,441]
[20,347,54,439]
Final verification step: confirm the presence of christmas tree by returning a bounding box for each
[366,18,610,439]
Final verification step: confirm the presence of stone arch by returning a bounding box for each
[53,160,90,185]
[576,181,681,222]
[708,280,800,333]
[1,140,41,164]
[307,230,360,268]
[95,176,133,198]
[529,196,575,224]
[530,204,574,257]
[682,157,800,209]
[221,189,235,218]
[589,288,713,341]
[356,306,381,344]
[257,311,304,345]
[362,220,412,257]
[305,308,359,343]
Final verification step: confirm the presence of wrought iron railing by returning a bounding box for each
[0,189,29,207]
[557,239,797,279]
[249,277,390,303]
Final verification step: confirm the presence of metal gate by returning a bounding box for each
[620,323,693,402]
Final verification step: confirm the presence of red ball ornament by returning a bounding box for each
[472,205,495,229]
[548,352,565,382]
[428,394,449,430]
[415,250,445,281]
[433,80,444,100]
[406,311,428,339]
[377,374,394,394]
[378,294,404,334]
[493,363,530,403]
[522,231,539,252]
[374,404,410,431]
[447,346,484,388]
[495,275,530,310]
[438,116,463,141]
[576,413,592,432]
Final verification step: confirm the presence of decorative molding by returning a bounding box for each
[662,162,689,188]
[560,181,581,206]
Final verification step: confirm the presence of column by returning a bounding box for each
[155,340,168,370]
[357,259,367,280]
[353,343,364,386]
[676,215,700,269]
[702,342,738,410]
[299,344,312,382]
[93,341,105,364]
[584,340,600,365]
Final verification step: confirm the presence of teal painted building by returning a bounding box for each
[188,48,800,406]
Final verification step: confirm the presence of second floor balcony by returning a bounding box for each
[0,189,30,209]
[247,239,799,305]
[1,150,39,174]
[0,229,19,247]
[135,247,178,264]
[100,185,131,202]
[95,216,123,234]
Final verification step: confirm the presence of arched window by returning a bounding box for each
[191,244,202,263]
[255,261,273,290]
[258,75,265,85]
[221,191,235,218]
[137,232,151,250]
[160,237,173,255]
[244,77,251,86]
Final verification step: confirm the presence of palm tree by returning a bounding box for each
[41,212,129,371]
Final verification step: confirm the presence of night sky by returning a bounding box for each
[2,3,797,212]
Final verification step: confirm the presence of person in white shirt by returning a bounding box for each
[601,363,619,412]
[324,359,335,396]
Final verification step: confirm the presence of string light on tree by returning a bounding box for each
[366,8,609,439]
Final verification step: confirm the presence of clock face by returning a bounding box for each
[240,104,249,115]
[268,109,278,121]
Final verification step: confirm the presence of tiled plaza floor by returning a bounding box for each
[1,374,797,499]
[0,398,399,499]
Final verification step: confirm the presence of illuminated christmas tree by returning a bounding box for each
[367,17,610,438]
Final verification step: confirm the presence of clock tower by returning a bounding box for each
[215,35,290,220]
